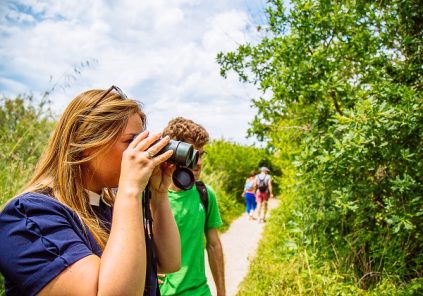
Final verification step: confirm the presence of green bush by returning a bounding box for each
[218,0,423,290]
[296,94,423,288]
[0,95,54,205]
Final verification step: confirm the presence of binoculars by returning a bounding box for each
[158,140,199,170]
[156,139,199,190]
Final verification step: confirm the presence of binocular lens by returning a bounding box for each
[154,139,199,189]
[172,142,193,167]
[189,150,199,170]
[158,140,198,169]
[172,167,195,190]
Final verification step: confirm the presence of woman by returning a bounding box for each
[242,171,257,220]
[0,86,181,295]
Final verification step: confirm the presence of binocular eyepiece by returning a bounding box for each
[155,139,199,190]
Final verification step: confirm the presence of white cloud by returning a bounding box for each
[0,0,266,145]
[202,10,252,52]
[5,9,35,23]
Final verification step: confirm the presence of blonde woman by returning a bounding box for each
[0,86,181,295]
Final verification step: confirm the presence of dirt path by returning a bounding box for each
[205,198,280,296]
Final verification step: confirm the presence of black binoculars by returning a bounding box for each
[155,139,199,190]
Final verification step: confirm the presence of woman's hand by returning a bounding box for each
[118,131,173,195]
[149,162,175,197]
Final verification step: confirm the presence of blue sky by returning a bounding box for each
[0,0,269,145]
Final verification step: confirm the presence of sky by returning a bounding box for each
[0,0,269,145]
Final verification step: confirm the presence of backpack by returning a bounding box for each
[257,175,268,193]
[195,180,209,232]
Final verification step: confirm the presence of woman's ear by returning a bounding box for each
[82,147,97,159]
[82,149,91,158]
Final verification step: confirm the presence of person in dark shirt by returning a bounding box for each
[0,86,180,295]
[255,166,274,223]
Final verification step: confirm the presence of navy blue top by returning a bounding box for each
[0,192,112,295]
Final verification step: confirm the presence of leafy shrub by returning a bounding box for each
[218,0,423,290]
[297,94,423,288]
[0,95,54,205]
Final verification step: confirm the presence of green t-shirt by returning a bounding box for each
[159,183,223,296]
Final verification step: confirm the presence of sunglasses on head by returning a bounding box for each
[75,85,128,131]
[91,85,127,110]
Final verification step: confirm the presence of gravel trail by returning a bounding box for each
[205,198,280,296]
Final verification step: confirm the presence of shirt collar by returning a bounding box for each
[85,189,102,206]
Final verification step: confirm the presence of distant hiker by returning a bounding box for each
[256,166,274,222]
[242,171,257,220]
[0,86,181,295]
[160,117,226,296]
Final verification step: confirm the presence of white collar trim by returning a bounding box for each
[85,189,101,206]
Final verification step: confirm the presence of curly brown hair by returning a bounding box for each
[162,116,209,147]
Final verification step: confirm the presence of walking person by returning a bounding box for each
[0,86,181,295]
[255,166,273,223]
[242,171,257,220]
[160,117,226,296]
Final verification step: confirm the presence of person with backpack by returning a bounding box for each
[242,171,257,220]
[255,166,274,223]
[159,117,225,296]
[0,86,181,295]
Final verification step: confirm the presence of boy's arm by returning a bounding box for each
[206,228,226,296]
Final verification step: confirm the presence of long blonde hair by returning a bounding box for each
[20,88,146,249]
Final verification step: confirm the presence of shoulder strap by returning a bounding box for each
[265,175,270,184]
[258,175,269,186]
[142,187,161,296]
[195,180,209,232]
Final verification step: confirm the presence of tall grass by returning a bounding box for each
[0,95,54,205]
[236,188,423,295]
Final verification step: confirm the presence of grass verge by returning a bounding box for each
[236,196,423,295]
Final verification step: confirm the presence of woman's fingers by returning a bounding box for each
[143,135,173,163]
[128,130,149,149]
[148,136,174,164]
[150,149,173,166]
[130,132,169,153]
[143,135,167,154]
[138,133,162,153]
[126,131,173,169]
